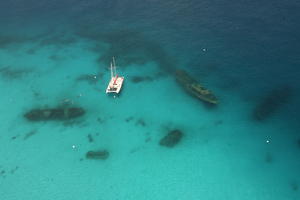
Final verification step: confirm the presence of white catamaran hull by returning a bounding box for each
[106,76,124,94]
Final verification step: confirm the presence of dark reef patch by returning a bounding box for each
[136,119,146,127]
[11,135,19,140]
[214,120,223,126]
[264,152,273,163]
[129,147,142,154]
[32,90,41,98]
[86,150,109,160]
[48,55,66,61]
[10,166,19,174]
[131,76,153,83]
[297,139,300,148]
[0,166,19,178]
[26,48,36,55]
[125,116,134,122]
[24,130,37,140]
[290,181,299,191]
[97,117,105,124]
[159,129,183,148]
[145,137,151,143]
[252,86,293,121]
[24,107,85,121]
[63,119,87,127]
[76,28,175,72]
[87,134,94,143]
[0,66,33,80]
[39,35,77,47]
[0,34,30,48]
[76,73,103,85]
[11,136,17,140]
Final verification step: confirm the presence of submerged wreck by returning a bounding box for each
[175,69,218,105]
[159,129,183,148]
[253,86,292,121]
[24,107,85,121]
[86,150,109,160]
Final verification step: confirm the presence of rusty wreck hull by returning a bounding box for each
[175,69,218,105]
[24,107,85,121]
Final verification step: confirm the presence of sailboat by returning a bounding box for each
[106,57,124,94]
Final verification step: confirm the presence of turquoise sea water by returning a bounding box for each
[1,0,300,199]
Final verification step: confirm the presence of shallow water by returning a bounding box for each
[1,0,300,199]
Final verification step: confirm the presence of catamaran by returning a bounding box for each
[106,57,124,94]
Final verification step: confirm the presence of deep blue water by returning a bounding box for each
[1,0,300,199]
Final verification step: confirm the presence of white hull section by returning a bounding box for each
[106,76,124,94]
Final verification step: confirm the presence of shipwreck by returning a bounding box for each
[24,107,85,121]
[175,69,218,105]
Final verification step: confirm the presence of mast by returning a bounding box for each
[112,57,117,76]
[110,62,114,78]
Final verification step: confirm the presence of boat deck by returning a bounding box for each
[106,76,124,94]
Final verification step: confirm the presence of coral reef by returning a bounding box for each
[11,135,19,140]
[48,55,66,61]
[159,129,183,147]
[131,76,153,83]
[145,137,151,143]
[0,66,33,80]
[39,35,77,47]
[87,134,94,143]
[10,166,19,174]
[175,69,218,105]
[264,152,273,163]
[290,181,299,191]
[97,117,105,124]
[86,150,109,160]
[0,166,19,179]
[125,116,134,122]
[253,86,292,121]
[24,130,37,140]
[0,34,29,48]
[0,170,5,178]
[297,139,300,148]
[135,119,146,127]
[24,107,85,121]
[76,28,175,71]
[76,73,103,85]
[62,119,86,127]
[214,120,223,126]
